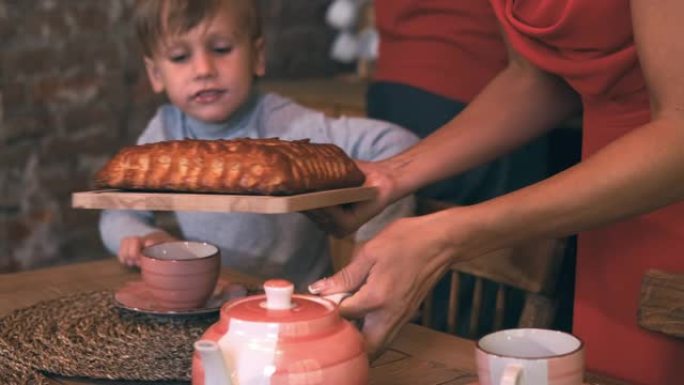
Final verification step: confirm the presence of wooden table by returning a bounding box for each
[0,259,627,385]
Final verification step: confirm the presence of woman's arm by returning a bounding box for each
[383,48,580,202]
[311,0,684,357]
[452,0,684,255]
[309,47,582,354]
[308,46,580,237]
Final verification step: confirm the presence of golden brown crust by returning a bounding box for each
[94,138,365,195]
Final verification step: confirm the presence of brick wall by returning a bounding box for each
[0,0,345,272]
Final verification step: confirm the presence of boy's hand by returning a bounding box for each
[118,231,177,267]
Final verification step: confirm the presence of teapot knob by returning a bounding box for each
[264,279,294,310]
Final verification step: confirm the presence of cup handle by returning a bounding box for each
[499,364,523,385]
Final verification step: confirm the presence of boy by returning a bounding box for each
[99,0,418,289]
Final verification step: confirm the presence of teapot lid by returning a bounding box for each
[222,279,336,324]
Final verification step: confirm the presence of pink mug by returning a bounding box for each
[140,241,220,310]
[476,328,584,385]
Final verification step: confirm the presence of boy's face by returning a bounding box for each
[144,9,265,123]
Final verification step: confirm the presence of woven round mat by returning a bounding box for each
[0,290,219,381]
[0,335,50,385]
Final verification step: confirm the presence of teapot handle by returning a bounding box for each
[322,292,352,305]
[320,292,363,329]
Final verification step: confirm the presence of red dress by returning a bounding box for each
[489,1,684,384]
[373,0,507,102]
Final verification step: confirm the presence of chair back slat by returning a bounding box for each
[416,198,567,339]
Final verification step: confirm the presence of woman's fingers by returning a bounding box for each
[305,196,384,237]
[362,308,406,360]
[359,255,453,358]
[309,252,373,296]
[314,212,465,358]
[305,160,399,236]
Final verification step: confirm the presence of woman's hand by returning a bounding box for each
[117,230,177,267]
[305,160,400,237]
[309,208,477,358]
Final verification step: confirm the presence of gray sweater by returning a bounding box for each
[99,92,418,289]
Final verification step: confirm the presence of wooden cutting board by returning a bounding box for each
[71,186,377,214]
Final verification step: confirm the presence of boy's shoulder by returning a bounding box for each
[255,92,327,134]
[257,92,311,116]
[257,92,418,159]
[156,104,184,125]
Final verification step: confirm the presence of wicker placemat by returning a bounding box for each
[0,290,219,382]
[0,335,50,385]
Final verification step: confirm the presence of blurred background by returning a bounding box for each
[0,0,360,272]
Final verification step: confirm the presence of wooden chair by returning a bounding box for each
[417,198,567,339]
[329,234,357,273]
[638,269,684,339]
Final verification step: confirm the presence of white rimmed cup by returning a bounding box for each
[476,328,584,385]
[140,241,220,310]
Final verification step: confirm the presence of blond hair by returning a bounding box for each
[134,0,262,57]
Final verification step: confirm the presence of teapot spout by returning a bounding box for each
[194,340,231,385]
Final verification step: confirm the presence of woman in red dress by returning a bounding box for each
[308,0,684,383]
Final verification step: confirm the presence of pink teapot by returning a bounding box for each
[192,279,368,385]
